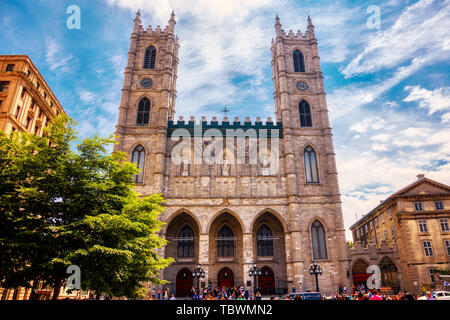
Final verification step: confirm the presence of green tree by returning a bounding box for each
[0,116,173,299]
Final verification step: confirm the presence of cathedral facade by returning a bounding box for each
[114,11,350,296]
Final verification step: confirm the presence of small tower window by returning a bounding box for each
[304,146,319,183]
[131,145,145,184]
[299,100,312,128]
[143,46,157,69]
[293,50,305,72]
[136,97,151,126]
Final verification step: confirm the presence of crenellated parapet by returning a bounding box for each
[167,116,283,138]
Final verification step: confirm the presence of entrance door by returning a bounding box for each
[176,268,193,297]
[218,267,234,289]
[258,266,275,295]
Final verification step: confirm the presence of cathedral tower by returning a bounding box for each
[114,11,179,194]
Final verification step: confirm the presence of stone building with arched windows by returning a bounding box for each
[113,11,350,295]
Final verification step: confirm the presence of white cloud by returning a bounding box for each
[342,0,450,77]
[45,38,73,72]
[404,85,450,116]
[370,133,391,142]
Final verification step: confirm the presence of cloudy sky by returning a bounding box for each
[1,0,449,239]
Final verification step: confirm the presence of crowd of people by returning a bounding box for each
[149,286,263,300]
[146,283,436,300]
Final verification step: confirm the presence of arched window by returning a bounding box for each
[131,145,145,184]
[299,100,312,128]
[293,49,305,72]
[143,46,157,69]
[304,146,319,183]
[177,225,194,258]
[136,97,151,126]
[257,225,273,256]
[311,220,327,260]
[217,225,234,257]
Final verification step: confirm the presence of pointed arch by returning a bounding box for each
[304,145,319,183]
[299,99,312,128]
[311,219,327,260]
[131,144,145,184]
[293,49,305,72]
[143,45,157,69]
[136,97,151,126]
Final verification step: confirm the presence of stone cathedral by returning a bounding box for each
[114,11,350,296]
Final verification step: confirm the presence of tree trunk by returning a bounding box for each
[96,293,101,300]
[52,279,62,300]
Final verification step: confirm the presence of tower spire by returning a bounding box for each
[307,15,315,38]
[167,10,176,33]
[133,9,142,33]
[275,14,282,37]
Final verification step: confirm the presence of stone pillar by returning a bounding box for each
[242,233,254,291]
[198,234,210,285]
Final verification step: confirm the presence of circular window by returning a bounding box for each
[140,78,153,88]
[296,81,309,91]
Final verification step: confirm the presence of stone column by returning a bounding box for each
[242,233,254,291]
[198,233,210,286]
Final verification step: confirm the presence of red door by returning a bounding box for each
[176,268,193,297]
[218,267,234,289]
[258,267,275,295]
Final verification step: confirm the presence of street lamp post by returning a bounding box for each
[309,261,323,292]
[192,264,205,292]
[248,262,262,294]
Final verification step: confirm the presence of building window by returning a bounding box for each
[365,225,368,233]
[375,217,378,227]
[217,225,234,257]
[377,233,381,244]
[423,241,433,257]
[43,92,47,99]
[388,208,392,219]
[304,146,319,183]
[356,229,360,238]
[30,99,35,110]
[435,201,444,210]
[34,126,40,135]
[131,145,145,184]
[257,225,273,257]
[36,82,40,89]
[440,219,449,232]
[25,117,31,129]
[299,100,312,128]
[293,49,305,72]
[38,108,43,118]
[27,69,31,77]
[21,87,26,98]
[391,226,395,239]
[311,220,327,260]
[15,106,21,117]
[136,97,151,126]
[429,269,439,283]
[177,225,194,258]
[418,220,428,233]
[143,46,157,69]
[414,202,423,211]
[0,81,9,92]
[445,240,450,256]
[6,64,15,71]
[381,213,385,223]
[370,221,373,229]
[384,229,388,241]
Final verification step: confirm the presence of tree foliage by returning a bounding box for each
[0,116,173,299]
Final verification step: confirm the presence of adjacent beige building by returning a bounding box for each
[350,175,450,294]
[0,55,65,136]
[114,12,350,296]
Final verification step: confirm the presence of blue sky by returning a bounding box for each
[1,0,449,239]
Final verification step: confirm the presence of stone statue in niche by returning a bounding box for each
[180,147,190,176]
[222,151,232,176]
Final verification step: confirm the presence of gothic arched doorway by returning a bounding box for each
[380,257,400,292]
[218,267,234,289]
[176,268,193,297]
[352,259,370,287]
[258,266,275,295]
